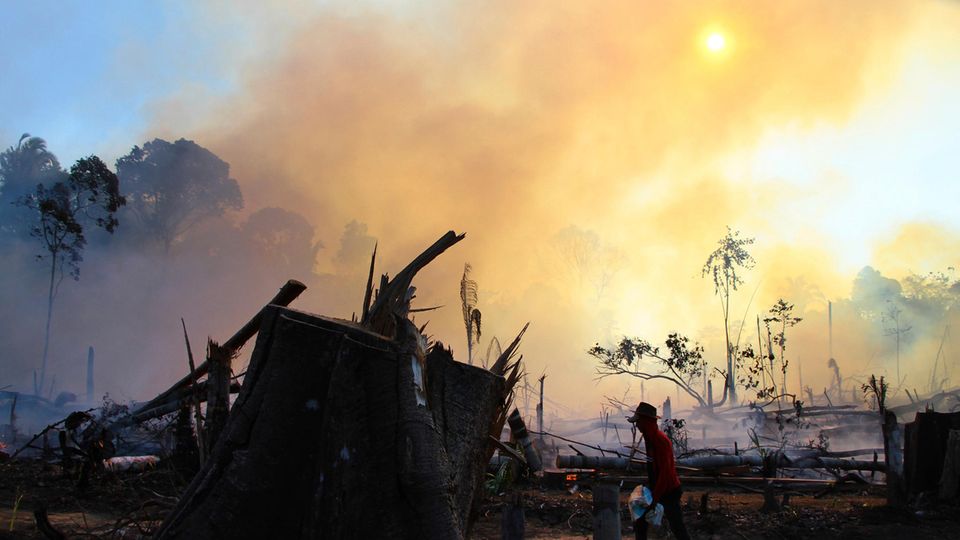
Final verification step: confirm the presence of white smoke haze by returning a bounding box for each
[2,0,960,435]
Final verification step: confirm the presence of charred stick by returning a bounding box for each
[130,280,306,417]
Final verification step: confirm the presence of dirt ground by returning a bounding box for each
[472,486,960,540]
[0,458,182,539]
[2,458,959,539]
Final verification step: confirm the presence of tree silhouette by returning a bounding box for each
[763,298,802,403]
[116,138,242,252]
[16,156,125,395]
[589,334,709,408]
[702,226,755,404]
[0,134,65,236]
[242,207,322,277]
[882,302,911,385]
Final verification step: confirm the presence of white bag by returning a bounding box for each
[628,485,664,526]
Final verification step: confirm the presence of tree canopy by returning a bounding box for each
[116,138,242,251]
[0,134,66,235]
[16,154,124,394]
[242,207,321,277]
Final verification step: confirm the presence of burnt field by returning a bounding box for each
[1,459,957,539]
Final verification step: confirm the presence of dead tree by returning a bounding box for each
[203,340,232,450]
[883,410,905,506]
[155,231,524,540]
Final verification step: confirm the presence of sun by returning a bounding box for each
[706,32,726,52]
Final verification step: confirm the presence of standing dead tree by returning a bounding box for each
[155,231,526,539]
[862,374,905,506]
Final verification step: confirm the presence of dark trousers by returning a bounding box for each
[634,488,689,540]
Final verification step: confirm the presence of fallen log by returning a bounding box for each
[128,279,306,420]
[110,382,240,429]
[599,474,883,488]
[556,454,886,472]
[507,409,542,472]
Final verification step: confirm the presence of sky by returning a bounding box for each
[3,0,959,415]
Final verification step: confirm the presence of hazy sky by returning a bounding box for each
[3,0,959,412]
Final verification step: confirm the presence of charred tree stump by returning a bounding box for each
[204,340,232,451]
[904,412,960,497]
[155,306,508,539]
[171,404,199,475]
[883,410,905,506]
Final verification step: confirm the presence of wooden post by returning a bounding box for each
[172,404,199,474]
[592,480,621,540]
[8,393,17,443]
[883,410,905,506]
[501,493,525,540]
[828,301,833,360]
[86,346,94,403]
[181,318,205,465]
[537,375,545,442]
[204,340,232,452]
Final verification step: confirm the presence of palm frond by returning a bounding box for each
[483,337,502,369]
[490,322,529,377]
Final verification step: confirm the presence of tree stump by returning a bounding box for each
[203,340,232,451]
[939,429,960,500]
[883,410,905,506]
[154,306,506,539]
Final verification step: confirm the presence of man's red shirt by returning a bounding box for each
[643,427,681,502]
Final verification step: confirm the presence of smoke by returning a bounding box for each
[3,0,960,422]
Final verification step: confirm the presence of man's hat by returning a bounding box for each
[626,402,659,423]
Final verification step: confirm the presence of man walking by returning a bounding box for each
[627,402,690,540]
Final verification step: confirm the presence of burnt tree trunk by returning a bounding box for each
[171,404,199,475]
[883,410,905,506]
[155,306,506,539]
[204,340,232,451]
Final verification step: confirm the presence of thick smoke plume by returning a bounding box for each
[3,1,960,420]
